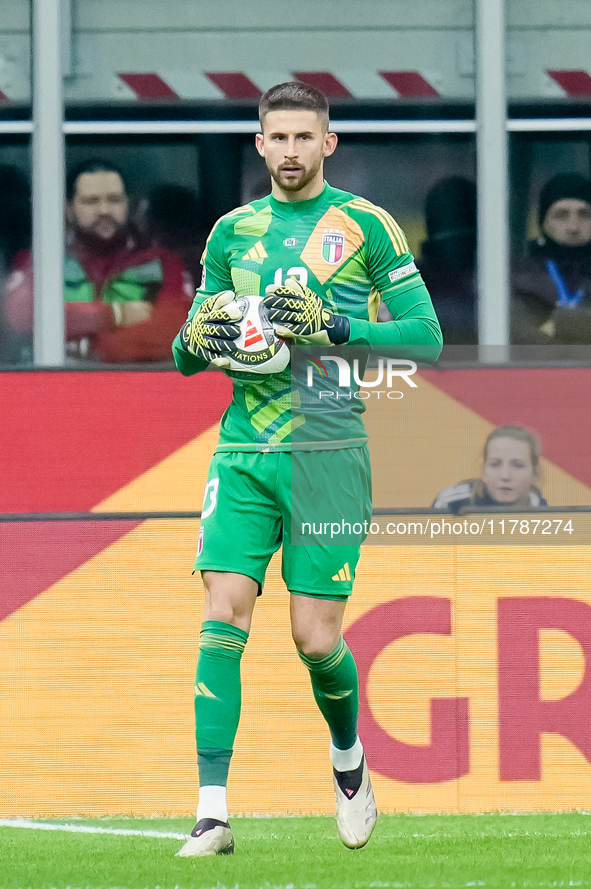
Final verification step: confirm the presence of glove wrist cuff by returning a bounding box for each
[180,320,192,350]
[329,314,350,345]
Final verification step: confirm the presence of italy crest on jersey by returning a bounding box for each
[321,230,345,264]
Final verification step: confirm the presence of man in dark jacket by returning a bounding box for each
[512,173,591,344]
[417,176,477,345]
[4,159,193,362]
[378,176,477,344]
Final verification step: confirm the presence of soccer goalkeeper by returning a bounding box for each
[172,81,442,857]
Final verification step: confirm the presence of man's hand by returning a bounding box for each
[263,278,349,345]
[180,290,242,364]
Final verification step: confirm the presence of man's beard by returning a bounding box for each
[268,158,322,194]
[84,216,126,241]
[73,219,129,253]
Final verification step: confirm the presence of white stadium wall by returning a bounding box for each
[2,0,591,103]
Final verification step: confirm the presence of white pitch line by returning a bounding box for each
[0,818,187,840]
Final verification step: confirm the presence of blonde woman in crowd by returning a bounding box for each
[433,425,547,514]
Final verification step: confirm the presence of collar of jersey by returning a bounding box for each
[269,181,328,214]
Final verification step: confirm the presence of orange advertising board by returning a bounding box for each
[1,522,591,816]
[1,369,591,816]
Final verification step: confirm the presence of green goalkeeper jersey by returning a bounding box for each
[173,181,442,451]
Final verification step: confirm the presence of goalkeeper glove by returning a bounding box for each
[263,277,350,345]
[180,290,242,366]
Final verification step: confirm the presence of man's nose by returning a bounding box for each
[567,215,581,231]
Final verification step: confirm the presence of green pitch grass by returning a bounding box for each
[3,812,591,889]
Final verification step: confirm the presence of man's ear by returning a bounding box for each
[323,132,338,158]
[255,133,265,157]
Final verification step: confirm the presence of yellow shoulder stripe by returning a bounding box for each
[346,198,408,256]
[348,199,408,255]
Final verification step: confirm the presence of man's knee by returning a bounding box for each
[294,639,335,661]
[292,625,341,660]
[290,593,346,659]
[202,571,258,631]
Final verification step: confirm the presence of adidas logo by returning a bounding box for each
[242,241,268,262]
[244,320,264,348]
[332,562,352,582]
[194,682,217,698]
[324,689,353,700]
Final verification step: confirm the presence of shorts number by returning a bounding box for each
[201,478,219,519]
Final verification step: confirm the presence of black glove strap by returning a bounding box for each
[328,313,350,345]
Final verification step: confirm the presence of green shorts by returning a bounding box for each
[194,447,372,599]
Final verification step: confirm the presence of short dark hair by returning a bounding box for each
[66,159,128,201]
[258,81,329,130]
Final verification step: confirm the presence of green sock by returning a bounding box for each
[299,636,359,750]
[195,619,248,787]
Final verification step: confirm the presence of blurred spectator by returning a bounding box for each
[0,164,31,267]
[244,174,273,204]
[4,159,192,363]
[432,425,547,514]
[512,173,591,344]
[140,183,205,287]
[415,176,477,344]
[0,165,31,363]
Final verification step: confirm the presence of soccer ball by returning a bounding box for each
[222,294,290,375]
